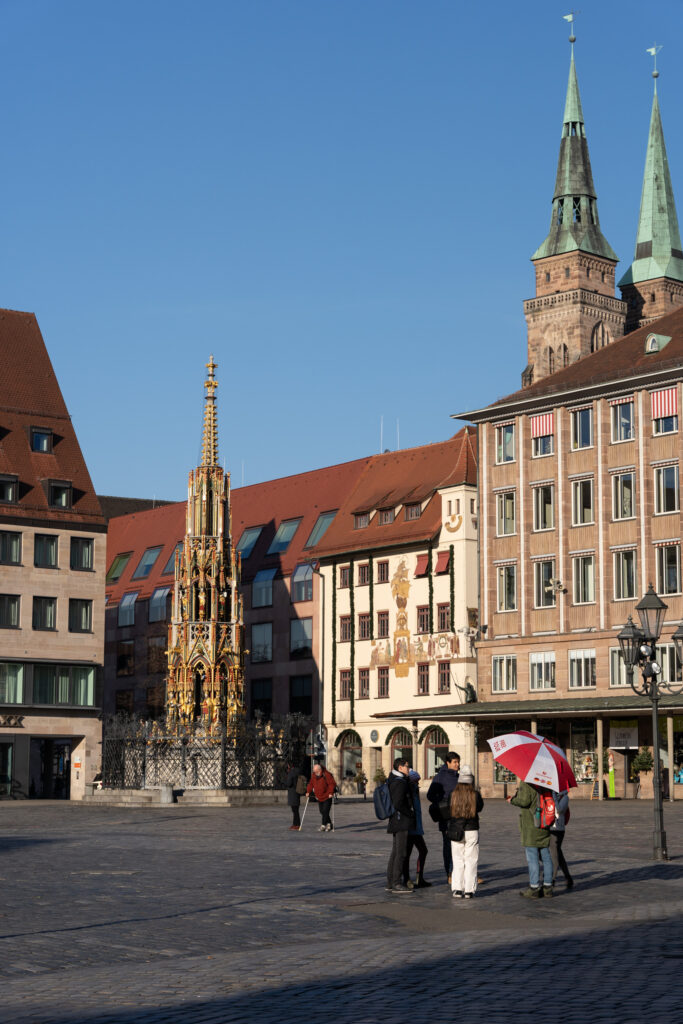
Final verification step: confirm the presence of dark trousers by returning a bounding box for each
[387,830,410,888]
[403,835,428,883]
[291,805,301,827]
[549,830,572,883]
[318,798,332,827]
[441,829,453,876]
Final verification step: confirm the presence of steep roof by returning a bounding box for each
[313,429,477,559]
[0,308,104,528]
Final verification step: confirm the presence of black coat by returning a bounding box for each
[427,765,460,832]
[286,766,303,807]
[387,771,416,834]
[444,790,484,838]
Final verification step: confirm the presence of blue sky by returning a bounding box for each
[2,0,682,499]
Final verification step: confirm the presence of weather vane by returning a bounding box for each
[646,44,662,89]
[563,11,579,46]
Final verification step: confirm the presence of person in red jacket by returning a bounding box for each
[306,762,337,832]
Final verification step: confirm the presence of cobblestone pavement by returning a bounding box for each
[2,797,683,1023]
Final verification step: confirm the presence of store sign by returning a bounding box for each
[609,720,638,749]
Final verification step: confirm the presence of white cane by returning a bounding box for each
[299,794,310,831]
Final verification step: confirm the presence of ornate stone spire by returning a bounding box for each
[201,355,219,467]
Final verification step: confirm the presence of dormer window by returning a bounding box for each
[645,333,672,354]
[0,475,18,504]
[379,508,395,526]
[48,480,72,509]
[405,504,421,522]
[31,427,53,453]
[354,513,370,530]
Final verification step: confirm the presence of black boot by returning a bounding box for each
[415,873,432,888]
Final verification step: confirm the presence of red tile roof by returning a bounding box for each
[0,308,105,527]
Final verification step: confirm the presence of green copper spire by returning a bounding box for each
[532,44,617,261]
[618,75,683,287]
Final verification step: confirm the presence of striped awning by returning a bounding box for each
[530,412,554,438]
[651,386,678,419]
[609,395,633,406]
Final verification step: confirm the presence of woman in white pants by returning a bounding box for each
[446,765,484,899]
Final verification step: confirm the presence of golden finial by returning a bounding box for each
[201,354,219,466]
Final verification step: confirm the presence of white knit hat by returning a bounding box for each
[459,764,475,784]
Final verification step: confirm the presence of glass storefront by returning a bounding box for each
[570,720,596,785]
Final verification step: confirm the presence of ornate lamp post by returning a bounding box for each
[617,585,683,861]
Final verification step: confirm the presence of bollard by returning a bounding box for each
[159,783,174,805]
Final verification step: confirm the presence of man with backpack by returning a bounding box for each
[507,780,553,899]
[306,762,337,832]
[385,758,416,894]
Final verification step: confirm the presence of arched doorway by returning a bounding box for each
[422,727,450,778]
[387,727,413,767]
[337,729,362,781]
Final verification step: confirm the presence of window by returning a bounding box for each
[358,613,371,640]
[610,647,629,688]
[117,640,135,676]
[495,423,515,463]
[339,615,351,642]
[569,649,596,688]
[290,618,312,658]
[162,542,183,574]
[612,473,635,520]
[437,603,451,632]
[147,635,166,674]
[68,599,92,633]
[70,537,93,571]
[378,665,389,698]
[529,651,556,691]
[654,643,683,685]
[652,387,678,434]
[149,586,171,622]
[251,568,276,607]
[132,546,162,580]
[496,491,516,535]
[414,554,429,577]
[251,679,272,719]
[573,555,595,604]
[614,550,636,600]
[267,519,301,555]
[417,663,429,695]
[31,427,53,452]
[657,544,681,595]
[534,559,555,608]
[492,655,517,693]
[34,664,68,704]
[304,511,336,548]
[0,663,23,703]
[379,508,395,525]
[572,479,594,525]
[533,484,554,531]
[339,566,350,588]
[654,414,678,435]
[532,434,554,458]
[611,401,634,442]
[251,622,273,662]
[377,610,389,638]
[33,596,56,630]
[438,661,450,694]
[497,565,517,611]
[0,595,19,629]
[358,668,370,699]
[358,563,370,585]
[236,526,262,560]
[377,561,389,583]
[354,513,370,529]
[570,408,592,450]
[49,481,72,508]
[405,504,422,521]
[0,475,18,503]
[655,465,679,514]
[290,564,313,602]
[0,531,21,565]
[107,552,132,583]
[118,592,138,627]
[339,669,350,700]
[424,727,450,778]
[34,534,58,568]
[72,667,95,705]
[290,675,312,715]
[416,606,430,634]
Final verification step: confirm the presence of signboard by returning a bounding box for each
[609,720,638,749]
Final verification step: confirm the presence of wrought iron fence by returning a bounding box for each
[101,713,310,791]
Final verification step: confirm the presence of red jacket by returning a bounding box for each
[306,768,336,801]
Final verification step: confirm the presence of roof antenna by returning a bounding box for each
[646,43,662,93]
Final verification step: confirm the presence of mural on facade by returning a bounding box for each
[369,558,460,675]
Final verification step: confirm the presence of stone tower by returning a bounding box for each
[618,63,683,333]
[523,35,626,385]
[165,356,245,730]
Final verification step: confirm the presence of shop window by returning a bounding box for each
[570,722,596,786]
[339,730,362,781]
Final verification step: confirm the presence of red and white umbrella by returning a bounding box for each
[487,731,577,790]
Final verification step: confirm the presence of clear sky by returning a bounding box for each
[2,0,682,500]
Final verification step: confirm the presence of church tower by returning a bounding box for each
[618,57,683,332]
[165,357,245,731]
[523,29,626,385]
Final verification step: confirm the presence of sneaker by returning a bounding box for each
[325,824,333,832]
[318,825,326,832]
[452,890,464,899]
[288,826,300,831]
[405,879,415,889]
[391,884,414,894]
[464,893,474,900]
[519,887,543,900]
[543,886,554,899]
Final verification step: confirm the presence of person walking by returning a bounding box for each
[426,751,460,884]
[549,788,573,889]
[306,762,337,832]
[386,758,416,894]
[402,769,431,889]
[507,779,553,899]
[445,764,483,899]
[285,762,305,831]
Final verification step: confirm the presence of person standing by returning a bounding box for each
[286,762,305,831]
[306,762,337,832]
[426,751,460,883]
[508,780,553,899]
[549,789,573,888]
[386,758,416,894]
[446,765,484,899]
[402,769,431,889]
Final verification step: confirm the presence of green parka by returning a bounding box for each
[510,781,551,848]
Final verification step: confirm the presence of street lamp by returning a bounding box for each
[617,585,683,861]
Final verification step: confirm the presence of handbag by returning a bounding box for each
[447,818,466,842]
